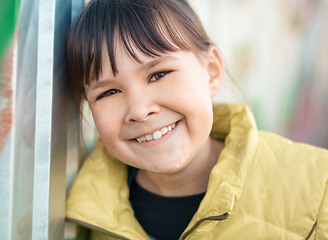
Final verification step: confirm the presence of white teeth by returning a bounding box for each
[145,135,153,141]
[161,127,168,135]
[136,122,178,143]
[153,131,162,140]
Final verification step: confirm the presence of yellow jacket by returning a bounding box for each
[66,104,328,240]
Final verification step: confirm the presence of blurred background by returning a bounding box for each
[188,0,328,149]
[1,0,327,239]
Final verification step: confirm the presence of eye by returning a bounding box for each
[149,71,171,82]
[97,89,121,100]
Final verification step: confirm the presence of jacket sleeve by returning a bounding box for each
[315,179,328,240]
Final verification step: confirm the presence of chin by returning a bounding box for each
[151,161,188,174]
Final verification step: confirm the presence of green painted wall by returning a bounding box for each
[0,0,20,67]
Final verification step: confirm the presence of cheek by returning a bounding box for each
[192,106,213,142]
[173,79,213,119]
[91,106,120,141]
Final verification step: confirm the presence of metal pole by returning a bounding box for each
[32,0,71,239]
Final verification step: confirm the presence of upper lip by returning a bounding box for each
[130,120,179,140]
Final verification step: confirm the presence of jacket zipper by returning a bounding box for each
[180,214,316,240]
[179,212,230,240]
[305,222,317,240]
[65,217,130,240]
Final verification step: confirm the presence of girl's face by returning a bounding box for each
[85,40,224,174]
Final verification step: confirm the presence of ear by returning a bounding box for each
[205,45,225,98]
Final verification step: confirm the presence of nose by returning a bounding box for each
[124,92,160,123]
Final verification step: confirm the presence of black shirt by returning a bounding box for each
[129,178,205,240]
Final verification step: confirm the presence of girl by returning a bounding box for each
[65,0,328,239]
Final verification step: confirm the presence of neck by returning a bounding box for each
[135,137,224,197]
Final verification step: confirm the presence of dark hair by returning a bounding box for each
[66,0,212,109]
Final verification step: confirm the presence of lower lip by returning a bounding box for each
[130,120,181,147]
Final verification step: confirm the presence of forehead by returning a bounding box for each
[84,34,207,92]
[86,11,192,85]
[101,33,176,68]
[95,36,207,83]
[115,32,163,58]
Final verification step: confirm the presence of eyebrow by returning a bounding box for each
[138,55,179,71]
[86,55,179,93]
[85,79,115,93]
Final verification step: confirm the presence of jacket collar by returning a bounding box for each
[66,103,259,238]
[193,103,258,219]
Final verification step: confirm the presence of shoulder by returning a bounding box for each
[255,130,328,212]
[257,130,328,166]
[256,131,328,239]
[254,130,328,188]
[237,131,328,237]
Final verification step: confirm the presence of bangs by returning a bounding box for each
[67,0,211,103]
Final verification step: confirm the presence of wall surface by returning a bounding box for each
[0,0,20,239]
[0,0,73,239]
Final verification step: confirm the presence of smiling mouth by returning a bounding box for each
[135,121,178,143]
